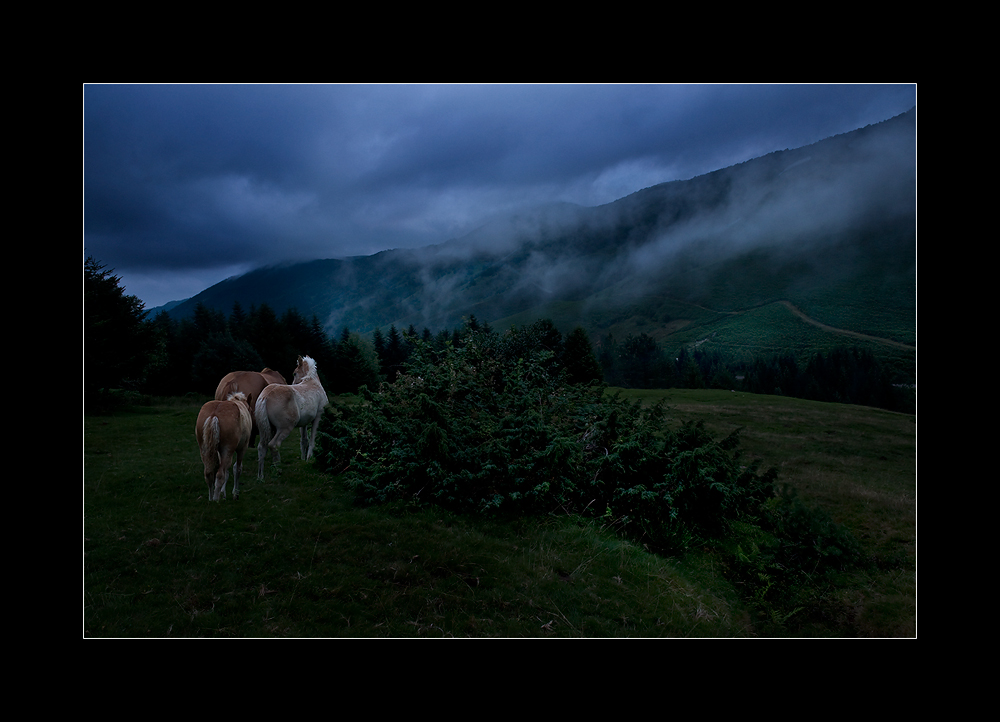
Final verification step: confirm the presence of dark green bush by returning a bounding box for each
[315,329,779,554]
[765,484,863,574]
[716,483,864,626]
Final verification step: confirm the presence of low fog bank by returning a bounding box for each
[592,108,914,300]
[337,108,916,332]
[169,109,915,337]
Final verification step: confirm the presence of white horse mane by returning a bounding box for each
[296,355,318,382]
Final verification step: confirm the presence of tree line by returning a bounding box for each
[144,307,604,399]
[598,331,914,413]
[85,256,912,414]
[85,258,602,410]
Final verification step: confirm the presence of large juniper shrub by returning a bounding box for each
[315,328,781,555]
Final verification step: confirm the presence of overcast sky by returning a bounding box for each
[83,83,916,309]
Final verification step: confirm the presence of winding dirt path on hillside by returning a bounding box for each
[672,296,914,351]
[777,300,914,350]
[674,299,917,351]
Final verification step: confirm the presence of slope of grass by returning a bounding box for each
[657,300,914,383]
[610,388,916,636]
[84,399,750,637]
[84,391,915,637]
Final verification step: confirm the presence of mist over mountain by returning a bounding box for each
[161,108,915,351]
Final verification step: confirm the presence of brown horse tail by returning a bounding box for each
[200,416,221,471]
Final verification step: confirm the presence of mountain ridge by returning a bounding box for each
[160,108,915,361]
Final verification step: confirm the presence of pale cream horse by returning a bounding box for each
[256,355,328,479]
[196,391,253,501]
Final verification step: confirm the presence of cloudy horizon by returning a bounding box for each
[84,83,916,310]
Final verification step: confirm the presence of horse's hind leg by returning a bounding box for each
[257,438,268,480]
[205,450,222,501]
[217,449,236,500]
[233,451,244,500]
[215,467,229,501]
[270,428,290,466]
[303,416,321,460]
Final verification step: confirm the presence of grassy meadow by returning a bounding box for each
[83,389,915,637]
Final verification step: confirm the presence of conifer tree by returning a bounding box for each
[372,328,386,369]
[307,315,335,373]
[280,307,310,360]
[229,301,248,340]
[192,302,225,343]
[598,334,622,386]
[384,325,405,382]
[84,256,158,406]
[248,303,283,368]
[562,327,603,385]
[191,333,264,394]
[330,329,380,394]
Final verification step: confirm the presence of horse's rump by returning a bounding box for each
[196,393,253,501]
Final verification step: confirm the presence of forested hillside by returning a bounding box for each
[86,256,912,414]
[89,110,914,414]
[147,109,914,403]
[159,109,914,354]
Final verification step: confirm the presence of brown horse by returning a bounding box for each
[214,368,288,449]
[196,391,253,501]
[256,355,328,479]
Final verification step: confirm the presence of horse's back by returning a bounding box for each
[258,381,326,428]
[215,371,269,405]
[214,372,240,401]
[257,381,284,405]
[260,368,287,385]
[304,382,329,419]
[256,382,284,428]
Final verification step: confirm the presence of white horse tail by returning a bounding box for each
[255,392,272,480]
[255,393,272,448]
[201,416,221,472]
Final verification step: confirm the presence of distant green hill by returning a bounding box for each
[166,108,915,371]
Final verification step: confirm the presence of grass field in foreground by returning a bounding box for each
[84,390,915,637]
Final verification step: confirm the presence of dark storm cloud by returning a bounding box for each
[83,83,916,308]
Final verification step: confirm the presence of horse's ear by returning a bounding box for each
[297,355,303,364]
